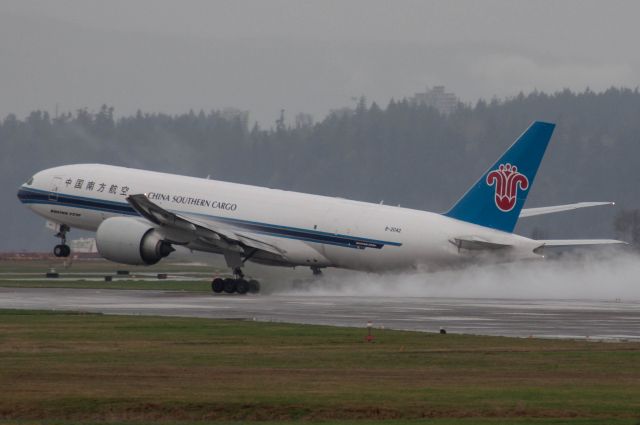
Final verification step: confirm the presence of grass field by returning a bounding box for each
[0,309,639,425]
[0,258,217,273]
[0,258,220,274]
[0,279,212,291]
[0,258,219,291]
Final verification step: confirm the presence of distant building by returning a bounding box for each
[220,108,249,125]
[69,238,98,254]
[412,85,459,115]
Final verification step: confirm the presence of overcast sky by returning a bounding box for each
[2,0,639,125]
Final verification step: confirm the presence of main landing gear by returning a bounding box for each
[53,224,71,258]
[211,267,260,295]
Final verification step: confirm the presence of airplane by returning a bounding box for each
[17,121,624,294]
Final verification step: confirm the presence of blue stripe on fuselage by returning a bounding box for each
[17,187,401,249]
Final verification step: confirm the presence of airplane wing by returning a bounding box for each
[126,193,286,258]
[520,202,614,218]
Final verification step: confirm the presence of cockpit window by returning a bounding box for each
[25,176,34,186]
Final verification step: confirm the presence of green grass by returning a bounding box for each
[0,279,212,291]
[1,420,637,425]
[0,310,639,425]
[0,258,216,274]
[0,258,220,291]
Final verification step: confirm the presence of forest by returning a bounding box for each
[2,88,639,250]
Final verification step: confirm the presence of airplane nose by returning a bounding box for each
[17,185,27,204]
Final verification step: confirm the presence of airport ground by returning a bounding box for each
[1,309,640,425]
[1,258,639,424]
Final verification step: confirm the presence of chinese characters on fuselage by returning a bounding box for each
[65,178,130,196]
[62,178,237,211]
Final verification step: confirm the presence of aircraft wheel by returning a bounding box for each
[223,278,237,294]
[211,278,224,293]
[53,244,70,257]
[236,279,249,294]
[248,279,260,294]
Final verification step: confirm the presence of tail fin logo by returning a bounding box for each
[486,163,529,212]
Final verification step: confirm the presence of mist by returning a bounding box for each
[2,1,640,125]
[276,250,640,301]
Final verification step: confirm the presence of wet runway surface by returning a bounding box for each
[1,287,639,341]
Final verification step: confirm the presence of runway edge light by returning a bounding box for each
[365,321,374,342]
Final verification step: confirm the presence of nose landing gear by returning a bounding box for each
[53,224,71,258]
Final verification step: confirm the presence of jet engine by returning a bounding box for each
[96,217,174,265]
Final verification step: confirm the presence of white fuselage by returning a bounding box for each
[18,164,542,271]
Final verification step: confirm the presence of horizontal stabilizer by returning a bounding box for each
[537,239,626,247]
[520,202,614,218]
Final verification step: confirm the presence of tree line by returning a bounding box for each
[2,88,639,250]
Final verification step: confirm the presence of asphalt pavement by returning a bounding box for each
[1,287,638,340]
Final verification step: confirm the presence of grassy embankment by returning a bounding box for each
[0,309,639,425]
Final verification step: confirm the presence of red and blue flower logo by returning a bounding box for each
[486,163,529,212]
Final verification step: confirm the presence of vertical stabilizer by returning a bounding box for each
[444,121,555,233]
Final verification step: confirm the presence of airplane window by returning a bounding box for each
[26,177,34,186]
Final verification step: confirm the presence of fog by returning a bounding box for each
[275,250,640,301]
[2,1,640,124]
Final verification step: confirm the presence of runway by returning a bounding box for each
[1,287,639,341]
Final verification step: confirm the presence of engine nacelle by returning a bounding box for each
[96,217,174,265]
